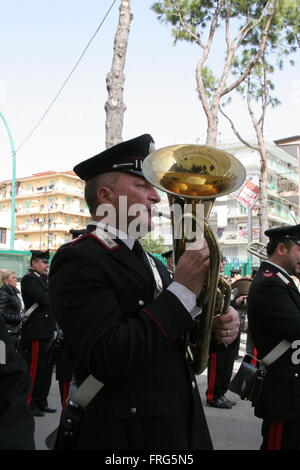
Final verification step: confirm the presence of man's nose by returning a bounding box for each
[150,187,161,203]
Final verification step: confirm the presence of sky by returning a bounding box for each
[1,0,299,182]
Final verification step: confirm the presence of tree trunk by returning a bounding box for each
[254,125,269,242]
[206,105,219,146]
[105,0,133,149]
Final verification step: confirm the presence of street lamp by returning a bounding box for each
[0,112,16,250]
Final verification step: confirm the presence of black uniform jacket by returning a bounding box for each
[247,261,300,420]
[21,269,55,341]
[49,231,212,450]
[0,314,35,449]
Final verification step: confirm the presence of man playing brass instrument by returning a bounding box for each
[49,134,239,450]
[248,224,300,450]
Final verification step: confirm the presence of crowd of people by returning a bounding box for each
[1,134,300,451]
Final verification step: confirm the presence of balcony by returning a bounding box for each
[15,204,90,217]
[14,238,70,251]
[0,183,85,200]
[15,222,83,234]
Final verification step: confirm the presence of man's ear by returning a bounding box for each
[277,242,288,256]
[96,186,113,205]
[31,259,38,270]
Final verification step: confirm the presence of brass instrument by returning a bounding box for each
[231,277,252,298]
[247,241,268,261]
[142,144,246,374]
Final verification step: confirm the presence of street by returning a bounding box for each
[34,334,262,451]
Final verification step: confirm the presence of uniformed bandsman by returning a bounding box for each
[52,229,86,410]
[49,134,239,450]
[247,224,300,450]
[206,254,239,409]
[20,250,56,417]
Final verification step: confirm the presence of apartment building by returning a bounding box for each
[210,139,299,263]
[0,171,91,251]
[274,135,300,207]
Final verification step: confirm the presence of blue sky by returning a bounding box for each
[1,0,299,181]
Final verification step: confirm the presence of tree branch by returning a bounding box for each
[207,0,226,50]
[258,55,269,130]
[194,1,226,120]
[218,104,258,150]
[246,77,257,127]
[175,3,204,47]
[225,0,231,49]
[208,1,234,112]
[222,0,278,97]
[233,0,273,49]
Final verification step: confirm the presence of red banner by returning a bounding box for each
[236,176,260,209]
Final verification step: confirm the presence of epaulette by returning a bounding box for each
[276,271,290,285]
[70,229,119,251]
[261,269,291,286]
[261,270,275,278]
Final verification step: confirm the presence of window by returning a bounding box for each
[0,228,7,243]
[239,203,248,214]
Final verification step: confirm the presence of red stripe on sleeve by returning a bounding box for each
[141,309,175,341]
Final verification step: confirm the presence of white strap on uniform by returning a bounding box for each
[145,253,163,297]
[69,375,104,408]
[261,339,291,367]
[23,302,39,320]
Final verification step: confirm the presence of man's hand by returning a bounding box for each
[174,243,210,299]
[234,295,248,307]
[212,306,240,345]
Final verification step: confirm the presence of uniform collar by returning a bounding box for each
[263,260,291,278]
[261,261,300,291]
[29,268,41,277]
[88,221,135,250]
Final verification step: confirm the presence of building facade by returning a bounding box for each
[0,171,91,251]
[211,139,299,264]
[273,135,300,208]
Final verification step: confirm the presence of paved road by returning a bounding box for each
[34,334,262,451]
